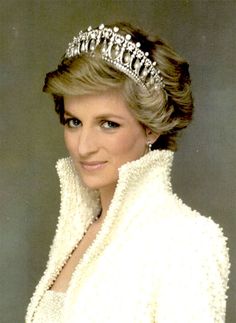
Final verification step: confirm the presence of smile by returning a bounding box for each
[80,161,107,171]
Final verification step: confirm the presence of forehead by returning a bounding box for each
[63,90,134,119]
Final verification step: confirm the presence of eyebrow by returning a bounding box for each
[64,111,125,121]
[64,111,76,117]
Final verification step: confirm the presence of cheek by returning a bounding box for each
[64,132,76,155]
[111,129,146,157]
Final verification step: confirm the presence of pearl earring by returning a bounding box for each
[147,141,152,152]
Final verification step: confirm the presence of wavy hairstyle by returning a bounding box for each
[43,22,194,151]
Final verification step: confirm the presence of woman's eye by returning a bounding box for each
[64,118,81,128]
[102,121,120,129]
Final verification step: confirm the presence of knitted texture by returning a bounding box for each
[32,291,64,322]
[26,150,230,323]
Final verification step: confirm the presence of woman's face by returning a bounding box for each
[63,90,150,192]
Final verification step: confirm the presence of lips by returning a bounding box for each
[80,161,107,171]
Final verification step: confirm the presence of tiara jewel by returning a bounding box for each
[65,24,165,91]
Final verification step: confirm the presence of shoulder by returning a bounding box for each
[151,192,227,243]
[148,199,230,322]
[177,201,226,253]
[145,193,229,270]
[173,198,227,250]
[147,196,230,290]
[168,210,228,270]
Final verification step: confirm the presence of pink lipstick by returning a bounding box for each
[80,161,107,171]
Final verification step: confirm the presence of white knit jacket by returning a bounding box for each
[26,150,230,323]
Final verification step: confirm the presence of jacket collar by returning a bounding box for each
[53,149,174,261]
[56,150,173,221]
[26,149,174,322]
[56,149,174,221]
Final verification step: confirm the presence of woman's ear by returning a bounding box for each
[145,128,160,145]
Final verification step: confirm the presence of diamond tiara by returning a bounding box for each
[65,24,165,91]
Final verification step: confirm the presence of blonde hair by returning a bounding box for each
[43,22,194,151]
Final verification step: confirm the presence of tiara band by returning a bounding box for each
[65,24,165,91]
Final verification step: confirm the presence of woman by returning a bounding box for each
[26,22,230,322]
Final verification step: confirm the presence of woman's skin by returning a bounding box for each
[63,89,158,219]
[50,89,158,292]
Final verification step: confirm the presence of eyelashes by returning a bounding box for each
[63,118,81,128]
[63,118,120,130]
[101,120,120,129]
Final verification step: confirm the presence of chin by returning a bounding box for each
[79,175,102,188]
[80,176,117,191]
[76,165,118,191]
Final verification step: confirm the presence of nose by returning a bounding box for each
[77,126,99,157]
